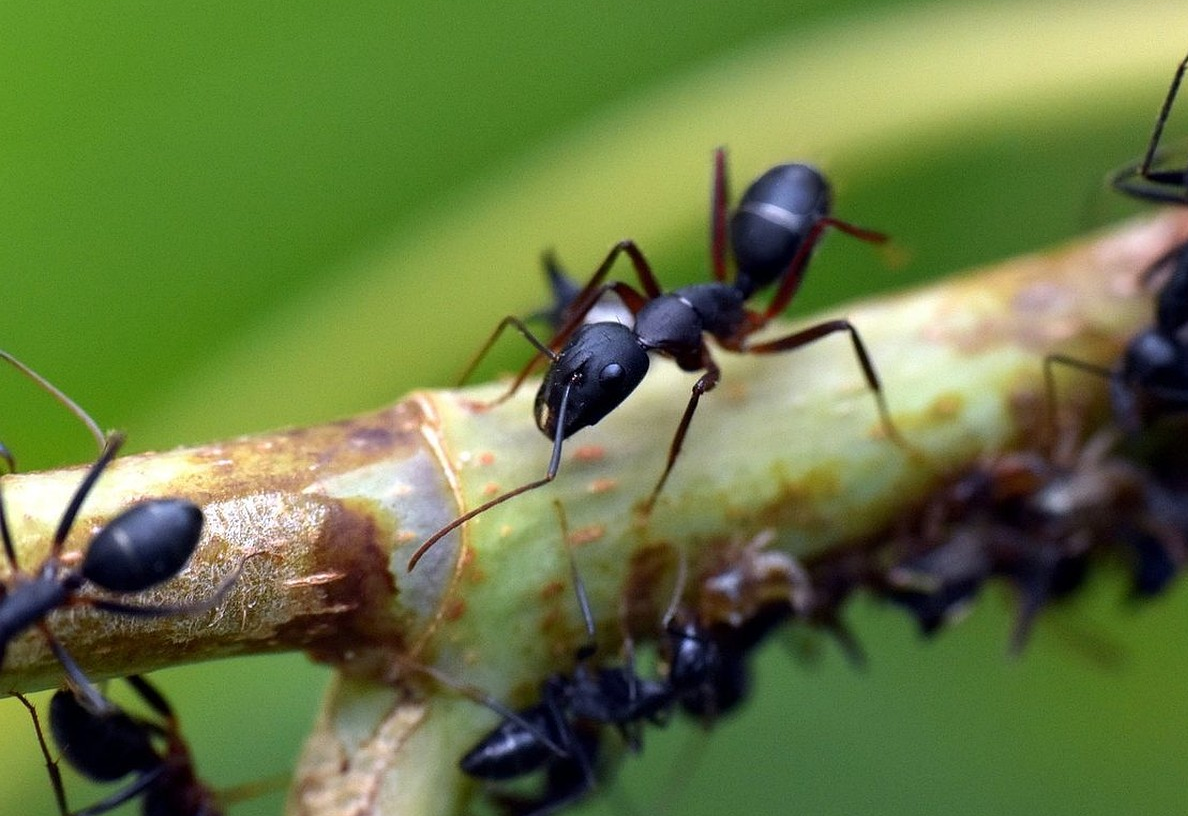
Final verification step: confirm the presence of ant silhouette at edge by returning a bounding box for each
[409,148,917,571]
[0,351,247,714]
[1046,48,1188,434]
[16,674,226,816]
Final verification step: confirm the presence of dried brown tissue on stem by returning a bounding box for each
[0,213,1184,703]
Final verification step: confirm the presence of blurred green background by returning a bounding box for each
[3,0,1188,814]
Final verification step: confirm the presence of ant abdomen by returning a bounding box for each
[730,163,831,295]
[48,688,158,781]
[82,499,204,593]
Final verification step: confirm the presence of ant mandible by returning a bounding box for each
[1045,48,1188,433]
[0,352,242,711]
[409,148,911,570]
[16,675,222,816]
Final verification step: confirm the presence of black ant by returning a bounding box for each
[426,503,675,815]
[0,352,243,709]
[1046,49,1188,434]
[410,148,910,570]
[16,675,222,816]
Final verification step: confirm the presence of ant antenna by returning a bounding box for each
[407,382,574,571]
[554,500,596,650]
[0,352,106,452]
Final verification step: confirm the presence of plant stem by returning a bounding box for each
[1,212,1185,815]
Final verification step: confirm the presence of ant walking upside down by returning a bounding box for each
[410,148,915,570]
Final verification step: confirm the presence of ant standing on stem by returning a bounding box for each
[0,352,244,711]
[409,148,914,570]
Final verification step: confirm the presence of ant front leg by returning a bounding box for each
[746,319,913,453]
[1042,354,1118,447]
[640,352,721,514]
[456,316,559,407]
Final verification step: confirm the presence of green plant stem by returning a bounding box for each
[0,212,1184,814]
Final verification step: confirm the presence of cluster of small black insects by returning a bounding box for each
[0,353,250,815]
[858,48,1188,653]
[431,508,808,816]
[431,48,1188,816]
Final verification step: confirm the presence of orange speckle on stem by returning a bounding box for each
[588,478,618,494]
[572,445,605,463]
[477,452,496,466]
[481,482,501,496]
[443,598,467,622]
[569,524,605,546]
[928,392,965,422]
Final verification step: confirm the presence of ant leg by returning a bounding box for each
[84,552,255,619]
[408,378,578,571]
[0,351,106,452]
[51,432,125,560]
[761,219,888,322]
[746,319,912,452]
[640,356,721,514]
[1112,50,1188,200]
[457,316,558,403]
[71,766,167,816]
[12,692,72,816]
[469,278,648,410]
[1042,354,1120,443]
[710,147,730,282]
[410,660,572,758]
[40,627,112,715]
[553,500,597,660]
[564,240,663,323]
[123,675,174,721]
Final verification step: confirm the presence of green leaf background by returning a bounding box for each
[2,1,1188,814]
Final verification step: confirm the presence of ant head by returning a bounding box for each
[49,689,159,781]
[535,323,649,439]
[81,499,204,593]
[730,163,831,292]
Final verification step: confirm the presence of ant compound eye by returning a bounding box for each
[599,363,624,385]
